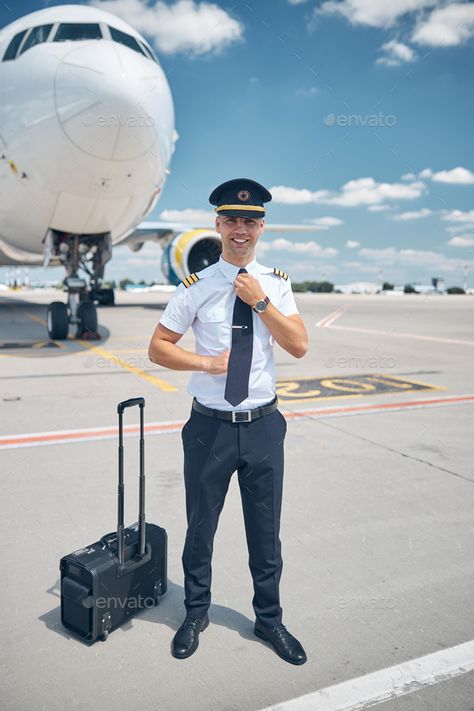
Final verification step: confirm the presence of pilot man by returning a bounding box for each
[148,178,308,664]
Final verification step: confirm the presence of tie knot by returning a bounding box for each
[238,268,247,274]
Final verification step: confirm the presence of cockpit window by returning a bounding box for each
[2,29,27,61]
[53,23,102,42]
[138,39,159,64]
[109,26,147,58]
[19,24,53,56]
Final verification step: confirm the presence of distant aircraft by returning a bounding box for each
[0,4,317,339]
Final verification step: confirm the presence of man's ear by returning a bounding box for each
[215,216,221,233]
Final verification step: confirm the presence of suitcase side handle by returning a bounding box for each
[117,398,146,566]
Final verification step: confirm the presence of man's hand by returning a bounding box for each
[233,273,265,308]
[202,349,230,375]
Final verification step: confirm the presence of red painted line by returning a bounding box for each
[0,421,182,449]
[282,394,474,419]
[1,394,473,450]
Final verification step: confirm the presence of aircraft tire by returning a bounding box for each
[78,301,98,336]
[47,301,69,340]
[100,288,115,306]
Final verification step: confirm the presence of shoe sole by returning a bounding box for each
[171,618,209,660]
[254,628,307,665]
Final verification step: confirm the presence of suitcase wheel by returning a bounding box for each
[100,611,112,641]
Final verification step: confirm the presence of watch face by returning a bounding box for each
[255,300,267,312]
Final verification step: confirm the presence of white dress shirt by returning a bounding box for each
[159,255,299,410]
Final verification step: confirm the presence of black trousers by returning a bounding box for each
[180,405,287,626]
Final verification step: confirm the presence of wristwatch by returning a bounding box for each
[253,296,270,314]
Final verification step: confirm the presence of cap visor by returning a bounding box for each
[217,209,265,219]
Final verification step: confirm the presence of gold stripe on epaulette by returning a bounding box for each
[182,273,199,288]
[273,267,288,280]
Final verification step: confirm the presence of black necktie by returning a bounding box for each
[224,268,254,406]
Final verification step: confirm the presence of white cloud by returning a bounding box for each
[271,177,425,208]
[376,39,417,66]
[295,86,320,97]
[442,209,474,224]
[89,0,243,55]
[159,208,215,223]
[319,0,439,29]
[269,186,324,205]
[368,204,392,211]
[109,242,162,273]
[305,216,343,228]
[416,166,474,184]
[412,3,474,46]
[258,238,338,257]
[431,166,474,184]
[447,235,474,247]
[401,172,417,181]
[341,261,380,274]
[391,208,432,220]
[346,240,360,248]
[359,246,474,271]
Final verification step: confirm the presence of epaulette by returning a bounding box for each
[181,273,199,288]
[273,267,289,281]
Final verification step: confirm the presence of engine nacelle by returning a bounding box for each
[161,229,222,285]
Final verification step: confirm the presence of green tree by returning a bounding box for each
[293,281,334,293]
[119,278,134,290]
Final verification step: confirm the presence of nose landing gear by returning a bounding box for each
[44,231,112,341]
[46,277,99,340]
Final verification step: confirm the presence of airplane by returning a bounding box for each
[0,4,318,340]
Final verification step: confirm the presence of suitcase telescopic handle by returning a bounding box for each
[117,397,145,414]
[117,398,146,566]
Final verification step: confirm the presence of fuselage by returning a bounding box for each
[0,4,175,265]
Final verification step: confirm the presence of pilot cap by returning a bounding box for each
[209,178,272,218]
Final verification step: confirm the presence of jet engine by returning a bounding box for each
[160,229,222,285]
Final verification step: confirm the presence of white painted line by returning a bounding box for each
[329,324,474,347]
[316,305,350,328]
[259,639,474,711]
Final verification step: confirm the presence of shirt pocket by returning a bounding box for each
[199,305,226,324]
[196,305,229,349]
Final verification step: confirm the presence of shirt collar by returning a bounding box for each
[218,255,259,284]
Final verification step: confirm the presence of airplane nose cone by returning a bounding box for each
[54,43,157,160]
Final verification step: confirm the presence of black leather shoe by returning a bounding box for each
[254,621,307,665]
[171,614,209,659]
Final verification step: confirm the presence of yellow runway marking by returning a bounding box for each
[7,307,177,391]
[24,311,48,327]
[78,342,178,392]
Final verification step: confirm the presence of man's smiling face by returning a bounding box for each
[215,215,265,264]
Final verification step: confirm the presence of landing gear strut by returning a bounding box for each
[45,231,112,340]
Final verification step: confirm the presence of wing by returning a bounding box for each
[115,220,322,249]
[115,220,325,285]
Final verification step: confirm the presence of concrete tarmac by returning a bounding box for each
[0,289,473,711]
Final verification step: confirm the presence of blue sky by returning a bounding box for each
[1,0,473,287]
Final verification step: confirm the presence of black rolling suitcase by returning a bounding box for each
[60,398,167,642]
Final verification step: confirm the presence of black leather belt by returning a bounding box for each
[192,396,278,423]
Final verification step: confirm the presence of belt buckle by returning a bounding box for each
[232,410,252,423]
